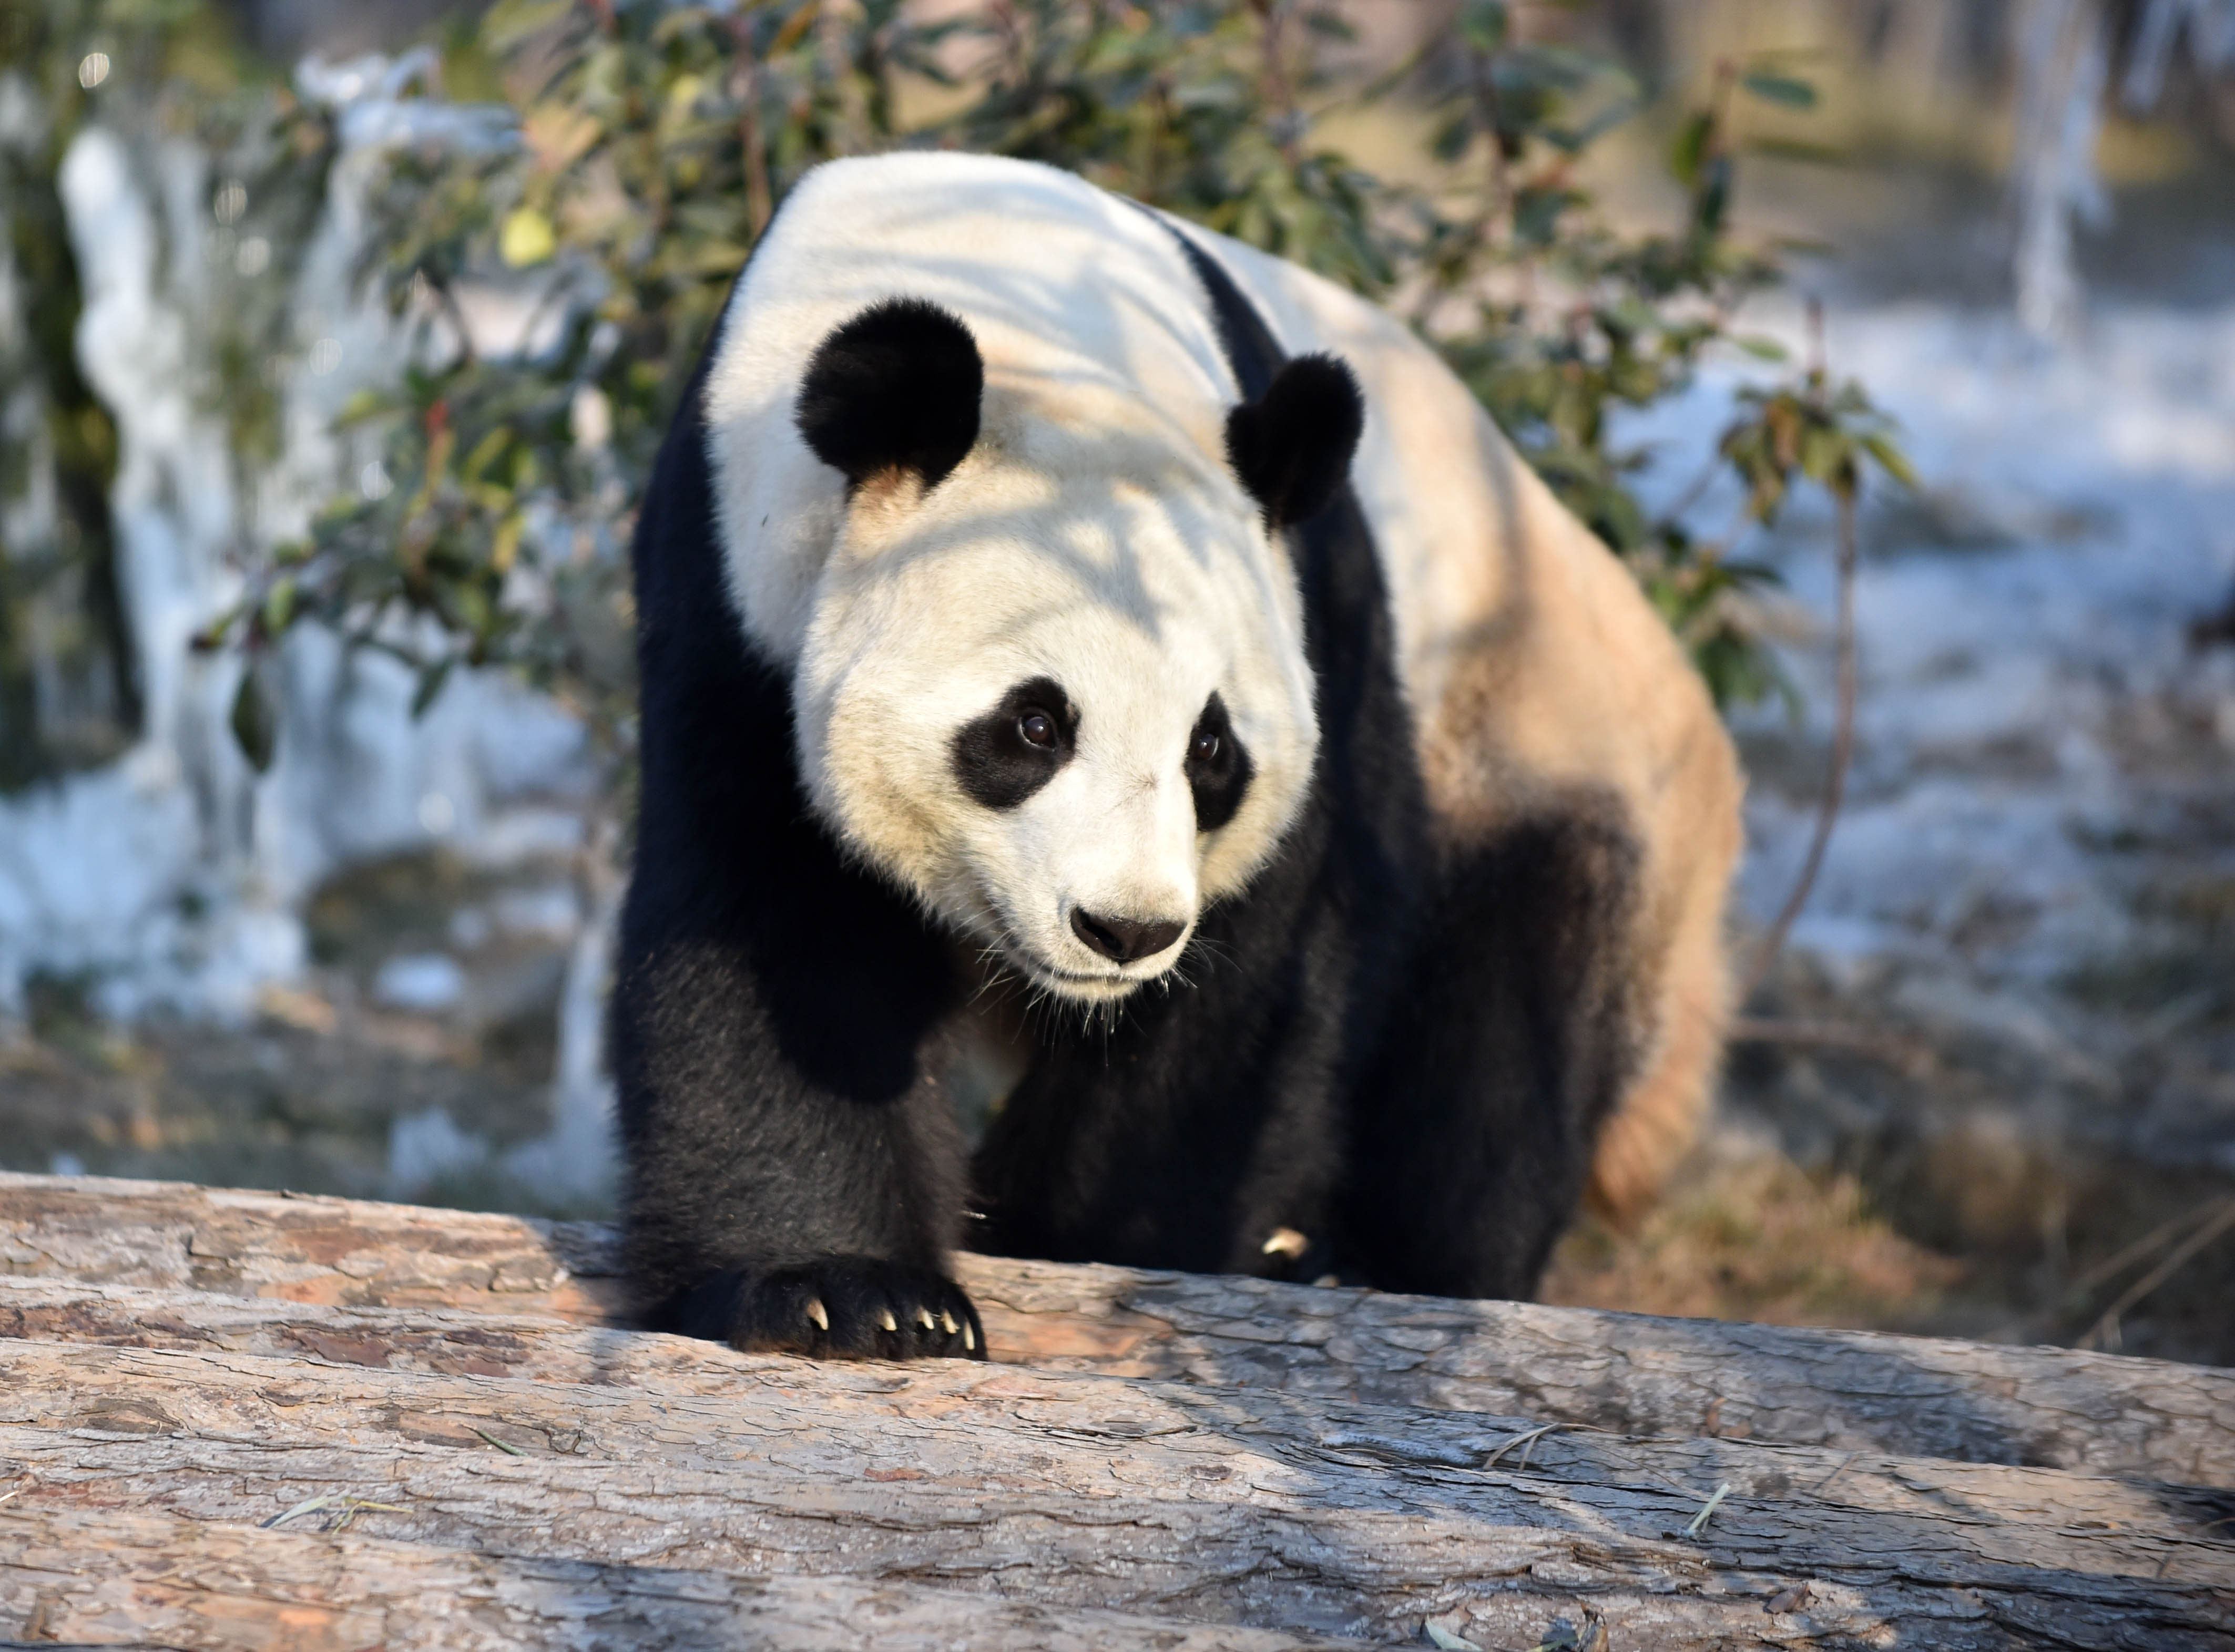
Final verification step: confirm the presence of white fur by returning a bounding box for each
[702,154,1318,1000]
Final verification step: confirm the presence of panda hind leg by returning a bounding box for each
[1342,796,1646,1302]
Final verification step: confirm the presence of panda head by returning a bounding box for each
[789,297,1361,1004]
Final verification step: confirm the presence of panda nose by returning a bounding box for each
[1070,908,1186,964]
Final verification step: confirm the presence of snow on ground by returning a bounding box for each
[1624,298,2235,1170]
[1635,302,2235,970]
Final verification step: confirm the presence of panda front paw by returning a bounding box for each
[728,1258,986,1361]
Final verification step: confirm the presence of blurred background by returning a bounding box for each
[2,0,2231,1362]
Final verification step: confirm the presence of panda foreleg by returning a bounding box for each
[615,333,989,1360]
[1342,796,1645,1301]
[612,892,986,1359]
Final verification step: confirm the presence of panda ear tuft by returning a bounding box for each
[1224,353,1364,528]
[796,298,984,491]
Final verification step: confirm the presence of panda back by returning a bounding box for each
[1172,228,1737,867]
[700,153,1245,666]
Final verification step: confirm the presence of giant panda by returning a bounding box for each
[615,151,1741,1359]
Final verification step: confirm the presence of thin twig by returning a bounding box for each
[731,17,773,239]
[1465,45,1512,239]
[1479,1422,1565,1471]
[1253,0,1302,166]
[1810,1452,1858,1497]
[421,269,477,366]
[1740,355,1859,1000]
[2067,1194,2234,1298]
[1727,1015,1934,1078]
[2079,1199,2235,1352]
[817,0,870,156]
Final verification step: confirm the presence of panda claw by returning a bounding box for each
[727,1264,983,1360]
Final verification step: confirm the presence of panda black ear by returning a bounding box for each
[1224,353,1364,528]
[795,298,983,491]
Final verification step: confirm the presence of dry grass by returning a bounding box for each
[1544,1127,1965,1331]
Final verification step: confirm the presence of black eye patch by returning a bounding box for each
[951,676,1076,810]
[1185,692,1253,832]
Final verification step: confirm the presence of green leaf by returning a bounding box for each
[1733,335,1789,362]
[462,426,512,484]
[411,658,455,720]
[1862,431,1920,489]
[1799,423,1848,487]
[1512,184,1579,248]
[261,577,297,634]
[1740,70,1818,109]
[1743,136,1845,166]
[1458,0,1508,54]
[1668,111,1714,189]
[230,668,277,772]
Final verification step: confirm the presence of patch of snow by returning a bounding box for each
[373,952,466,1014]
[1625,298,2235,1004]
[387,1105,488,1197]
[491,884,582,942]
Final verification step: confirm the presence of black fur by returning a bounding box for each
[1224,354,1365,527]
[616,217,1643,1360]
[950,677,1075,810]
[795,298,983,490]
[1184,691,1252,831]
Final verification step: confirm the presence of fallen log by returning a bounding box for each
[2,1336,2230,1650]
[0,1504,1357,1652]
[7,1171,2232,1485]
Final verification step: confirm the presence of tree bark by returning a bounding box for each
[1,1331,2231,1650]
[0,1504,1359,1652]
[6,1172,2231,1486]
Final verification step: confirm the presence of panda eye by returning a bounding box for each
[1018,710,1058,749]
[1190,730,1220,764]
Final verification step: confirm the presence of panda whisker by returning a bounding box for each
[967,960,1018,1008]
[1179,935,1237,982]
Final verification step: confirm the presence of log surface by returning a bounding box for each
[0,1505,1355,1651]
[6,1171,2232,1485]
[3,1321,2232,1648]
[5,1173,2234,1649]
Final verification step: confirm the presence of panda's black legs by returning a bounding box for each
[616,356,983,1361]
[613,902,977,1356]
[1341,799,1645,1302]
